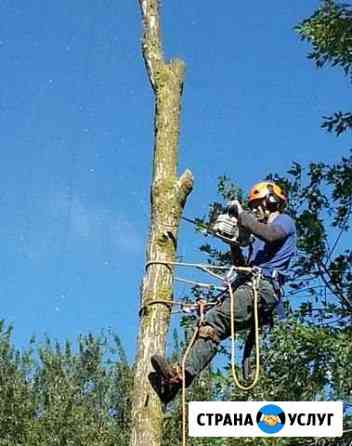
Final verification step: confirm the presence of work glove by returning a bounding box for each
[212,213,238,238]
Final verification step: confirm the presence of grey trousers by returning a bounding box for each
[184,276,278,378]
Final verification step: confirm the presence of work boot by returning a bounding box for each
[148,371,181,405]
[150,354,192,404]
[151,354,183,383]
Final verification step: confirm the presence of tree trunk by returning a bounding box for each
[130,1,193,446]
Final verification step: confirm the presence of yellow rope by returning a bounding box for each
[178,274,261,446]
[228,270,261,391]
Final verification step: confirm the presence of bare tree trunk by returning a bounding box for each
[129,1,193,446]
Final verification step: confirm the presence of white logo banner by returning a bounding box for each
[189,401,343,437]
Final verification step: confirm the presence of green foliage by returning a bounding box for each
[0,322,35,446]
[289,3,352,326]
[171,141,352,446]
[322,111,352,135]
[296,0,352,76]
[268,154,352,321]
[296,0,352,137]
[0,324,133,446]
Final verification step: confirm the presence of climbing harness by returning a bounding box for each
[144,260,262,446]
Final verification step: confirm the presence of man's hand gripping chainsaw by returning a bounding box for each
[212,201,253,247]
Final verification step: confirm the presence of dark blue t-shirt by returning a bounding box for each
[248,213,296,281]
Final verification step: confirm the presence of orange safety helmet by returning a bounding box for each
[248,181,287,207]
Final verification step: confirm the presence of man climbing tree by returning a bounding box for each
[150,181,297,403]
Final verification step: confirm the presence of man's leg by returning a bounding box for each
[150,277,277,403]
[184,281,254,378]
[150,282,253,393]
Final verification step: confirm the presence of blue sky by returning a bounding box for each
[1,1,351,360]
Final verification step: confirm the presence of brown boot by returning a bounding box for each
[151,354,183,384]
[150,354,189,404]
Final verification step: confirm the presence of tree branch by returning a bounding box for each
[177,169,194,208]
[318,261,351,309]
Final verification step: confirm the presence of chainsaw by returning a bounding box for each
[182,205,253,247]
[211,212,253,247]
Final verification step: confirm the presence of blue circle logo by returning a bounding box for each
[256,404,286,434]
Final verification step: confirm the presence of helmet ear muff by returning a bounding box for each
[267,194,278,204]
[266,185,280,210]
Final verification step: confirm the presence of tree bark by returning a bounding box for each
[130,1,193,446]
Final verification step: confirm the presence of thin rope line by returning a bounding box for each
[175,276,225,291]
[198,266,226,281]
[141,298,217,312]
[181,301,206,446]
[145,259,253,273]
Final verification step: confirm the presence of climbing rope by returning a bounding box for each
[139,297,217,316]
[228,268,261,391]
[143,260,262,446]
[175,276,225,291]
[181,299,206,446]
